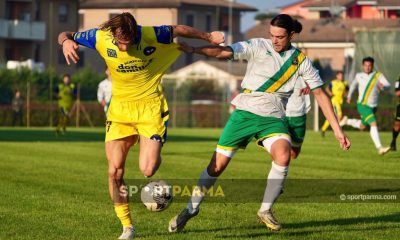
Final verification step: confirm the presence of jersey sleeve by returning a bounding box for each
[230,39,257,61]
[73,28,98,49]
[153,25,173,44]
[378,73,391,88]
[299,57,324,90]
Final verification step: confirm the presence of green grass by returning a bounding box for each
[0,127,399,240]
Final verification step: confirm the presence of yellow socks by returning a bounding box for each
[114,204,132,227]
[321,120,330,132]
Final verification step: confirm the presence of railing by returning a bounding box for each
[0,19,46,40]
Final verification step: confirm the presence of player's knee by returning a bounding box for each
[140,167,156,178]
[108,167,124,180]
[207,165,224,177]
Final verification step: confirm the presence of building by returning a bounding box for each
[78,0,257,72]
[280,0,400,19]
[0,0,79,74]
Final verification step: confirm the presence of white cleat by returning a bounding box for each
[339,115,348,127]
[168,208,199,233]
[378,147,391,156]
[118,226,135,240]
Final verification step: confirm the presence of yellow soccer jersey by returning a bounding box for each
[329,79,348,105]
[74,26,181,101]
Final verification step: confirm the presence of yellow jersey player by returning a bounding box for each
[58,12,224,240]
[55,74,76,135]
[321,70,348,136]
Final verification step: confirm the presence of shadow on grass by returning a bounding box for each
[0,128,105,142]
[0,128,219,143]
[187,212,400,239]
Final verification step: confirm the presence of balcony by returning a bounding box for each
[0,19,46,41]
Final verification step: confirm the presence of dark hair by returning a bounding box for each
[100,12,137,41]
[63,73,70,79]
[270,14,302,34]
[362,56,374,64]
[336,70,343,75]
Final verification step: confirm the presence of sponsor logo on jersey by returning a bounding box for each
[107,48,117,58]
[116,59,153,73]
[143,46,156,56]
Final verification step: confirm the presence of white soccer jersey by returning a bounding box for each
[230,38,323,118]
[348,71,390,107]
[286,79,311,117]
[97,78,112,110]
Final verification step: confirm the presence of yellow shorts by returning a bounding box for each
[105,95,169,143]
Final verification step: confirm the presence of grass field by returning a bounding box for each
[0,127,399,240]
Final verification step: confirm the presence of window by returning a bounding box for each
[35,1,41,20]
[186,13,194,27]
[34,45,40,62]
[206,14,212,32]
[59,3,68,22]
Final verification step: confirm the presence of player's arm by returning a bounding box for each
[172,25,224,44]
[378,74,391,91]
[347,77,358,103]
[313,87,351,150]
[58,31,79,65]
[300,57,350,150]
[178,42,233,59]
[58,29,97,65]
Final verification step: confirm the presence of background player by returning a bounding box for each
[390,75,400,151]
[97,68,112,117]
[321,70,348,136]
[55,74,76,135]
[342,57,391,155]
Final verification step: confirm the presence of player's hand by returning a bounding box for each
[378,83,385,91]
[62,39,80,65]
[178,42,195,53]
[346,97,351,104]
[334,131,351,150]
[207,31,225,45]
[299,86,311,95]
[101,99,106,107]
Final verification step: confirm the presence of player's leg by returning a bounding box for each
[169,110,254,233]
[168,151,233,233]
[138,136,162,177]
[56,107,64,135]
[342,104,366,130]
[105,119,140,240]
[286,115,306,159]
[257,136,291,231]
[369,121,390,155]
[106,135,138,240]
[390,105,400,151]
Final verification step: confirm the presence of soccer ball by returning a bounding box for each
[141,180,173,212]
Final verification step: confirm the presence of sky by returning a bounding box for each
[237,0,300,32]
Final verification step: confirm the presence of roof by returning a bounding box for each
[79,0,257,11]
[245,18,400,42]
[304,0,400,8]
